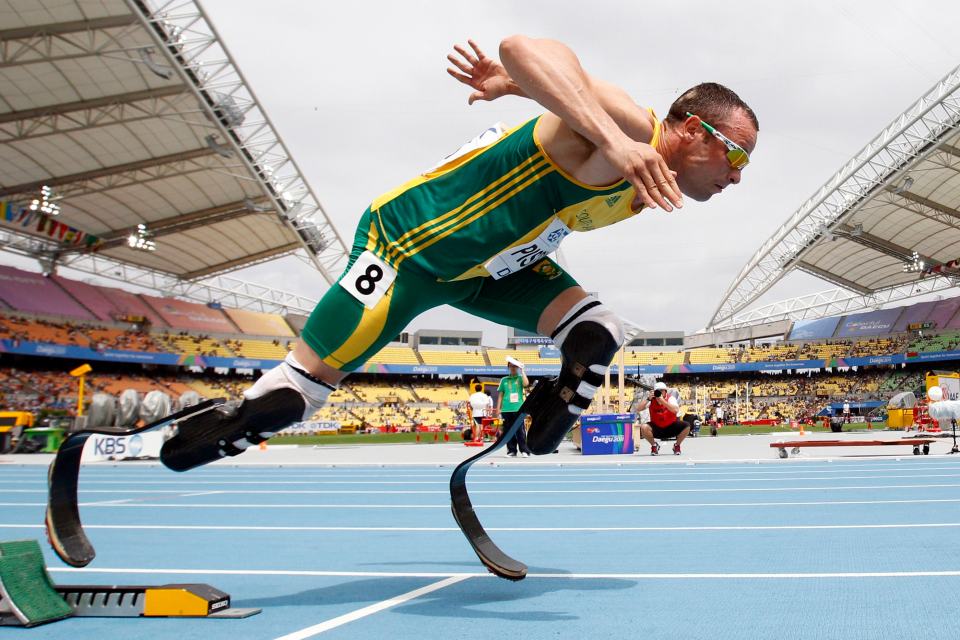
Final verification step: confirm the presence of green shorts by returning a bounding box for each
[301,209,579,372]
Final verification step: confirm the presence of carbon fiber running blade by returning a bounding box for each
[45,399,225,567]
[449,410,528,580]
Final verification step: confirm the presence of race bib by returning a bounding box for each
[339,251,397,309]
[484,217,571,279]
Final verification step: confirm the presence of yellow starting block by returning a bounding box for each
[58,583,260,619]
[0,539,259,627]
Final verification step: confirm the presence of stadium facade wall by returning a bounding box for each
[51,275,122,322]
[836,308,903,338]
[141,294,238,333]
[0,266,94,319]
[224,308,295,337]
[103,287,167,327]
[893,300,938,332]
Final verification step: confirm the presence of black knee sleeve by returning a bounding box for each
[525,319,621,455]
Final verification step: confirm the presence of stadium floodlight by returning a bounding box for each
[127,223,157,252]
[211,94,245,128]
[137,47,174,80]
[243,198,271,213]
[29,185,60,216]
[205,134,234,158]
[893,176,915,195]
[902,251,924,273]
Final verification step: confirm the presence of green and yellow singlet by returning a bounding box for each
[364,112,661,282]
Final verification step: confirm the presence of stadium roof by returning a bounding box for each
[0,0,348,309]
[709,62,960,331]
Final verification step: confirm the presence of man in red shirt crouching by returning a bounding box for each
[635,382,690,456]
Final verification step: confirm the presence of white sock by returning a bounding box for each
[243,353,335,420]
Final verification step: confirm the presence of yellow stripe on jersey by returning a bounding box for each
[369,119,530,212]
[325,215,392,368]
[322,287,393,368]
[400,164,556,264]
[384,152,547,261]
[389,156,551,262]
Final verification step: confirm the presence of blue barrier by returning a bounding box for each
[580,414,635,455]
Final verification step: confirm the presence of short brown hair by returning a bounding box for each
[666,82,759,131]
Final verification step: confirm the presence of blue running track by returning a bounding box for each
[1,457,959,639]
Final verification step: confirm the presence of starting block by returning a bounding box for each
[0,539,259,627]
[58,583,259,619]
[0,540,72,627]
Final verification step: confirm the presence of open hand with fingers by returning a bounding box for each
[447,39,522,104]
[601,138,683,212]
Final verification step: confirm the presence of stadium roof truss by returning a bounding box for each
[0,0,349,310]
[709,62,960,330]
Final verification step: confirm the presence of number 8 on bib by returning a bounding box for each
[340,250,397,309]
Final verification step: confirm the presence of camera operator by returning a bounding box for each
[634,381,690,455]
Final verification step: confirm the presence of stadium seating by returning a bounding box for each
[486,349,555,366]
[687,347,736,364]
[226,339,289,360]
[623,350,685,366]
[155,334,235,357]
[418,349,487,365]
[366,346,421,364]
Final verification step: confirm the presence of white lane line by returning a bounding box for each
[7,483,960,498]
[46,567,960,580]
[5,463,954,483]
[5,522,960,532]
[272,575,469,639]
[4,495,960,510]
[179,491,224,497]
[9,463,957,480]
[6,472,960,485]
[0,498,960,510]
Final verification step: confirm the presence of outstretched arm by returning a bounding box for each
[449,36,682,211]
[499,35,681,211]
[447,40,653,143]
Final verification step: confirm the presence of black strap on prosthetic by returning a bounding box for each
[286,363,336,391]
[549,300,602,340]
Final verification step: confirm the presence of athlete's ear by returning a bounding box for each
[681,114,701,138]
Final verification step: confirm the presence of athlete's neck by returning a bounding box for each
[656,121,678,170]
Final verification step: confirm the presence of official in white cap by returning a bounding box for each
[498,357,531,456]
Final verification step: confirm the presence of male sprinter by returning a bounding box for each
[161,35,758,470]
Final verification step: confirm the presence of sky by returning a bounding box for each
[10,0,960,346]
